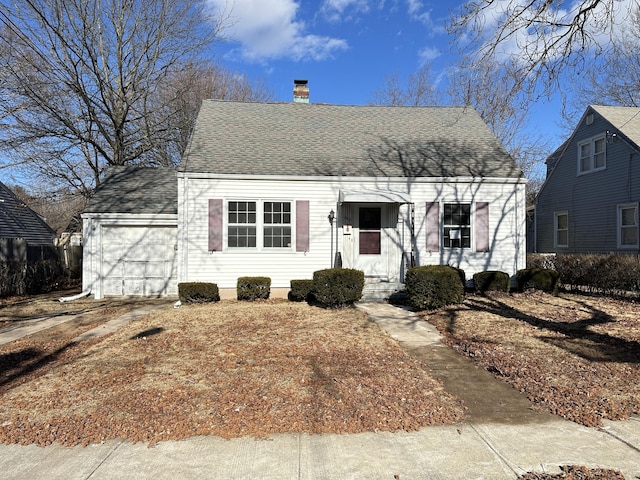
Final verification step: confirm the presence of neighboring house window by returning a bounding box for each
[228,201,257,248]
[443,203,471,248]
[618,203,639,249]
[554,211,568,248]
[263,201,291,248]
[578,135,606,174]
[227,200,292,249]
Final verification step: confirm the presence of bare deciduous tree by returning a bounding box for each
[150,62,275,167]
[448,0,636,98]
[0,0,226,195]
[369,65,440,106]
[449,59,549,203]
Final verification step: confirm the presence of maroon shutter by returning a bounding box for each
[425,202,440,251]
[296,200,309,252]
[208,199,223,252]
[475,202,490,252]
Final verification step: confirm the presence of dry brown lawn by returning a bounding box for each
[421,290,640,427]
[0,300,464,447]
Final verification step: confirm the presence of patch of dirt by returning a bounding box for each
[0,301,464,446]
[520,465,626,479]
[421,291,640,427]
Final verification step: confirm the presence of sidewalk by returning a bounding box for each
[0,302,638,479]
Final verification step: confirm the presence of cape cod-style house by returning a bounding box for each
[82,82,526,299]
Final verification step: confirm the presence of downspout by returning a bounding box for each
[59,289,91,302]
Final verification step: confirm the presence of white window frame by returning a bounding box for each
[577,134,606,175]
[226,199,293,251]
[618,203,639,249]
[443,203,471,249]
[554,211,568,248]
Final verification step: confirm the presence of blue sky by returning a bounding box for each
[207,0,566,146]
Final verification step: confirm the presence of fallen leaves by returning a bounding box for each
[423,291,640,427]
[0,301,464,446]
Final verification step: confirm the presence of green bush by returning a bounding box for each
[178,282,220,303]
[312,268,364,308]
[473,270,510,293]
[289,279,314,302]
[516,268,560,294]
[405,265,465,310]
[237,276,271,301]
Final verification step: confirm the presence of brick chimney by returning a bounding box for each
[293,79,309,103]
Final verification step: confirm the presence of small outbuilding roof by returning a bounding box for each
[180,100,523,179]
[0,181,55,245]
[84,166,177,215]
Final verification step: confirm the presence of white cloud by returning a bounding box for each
[469,0,639,65]
[418,45,440,64]
[209,0,348,61]
[320,0,370,22]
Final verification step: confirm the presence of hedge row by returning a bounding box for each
[0,259,62,297]
[179,269,365,307]
[527,253,640,295]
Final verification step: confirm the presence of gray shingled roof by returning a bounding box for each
[180,100,522,178]
[591,105,640,146]
[0,181,55,245]
[84,166,177,215]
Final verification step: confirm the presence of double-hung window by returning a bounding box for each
[554,211,568,248]
[228,201,257,248]
[578,135,606,174]
[618,203,638,249]
[443,203,471,248]
[263,201,291,248]
[227,200,292,249]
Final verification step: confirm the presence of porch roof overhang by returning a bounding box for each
[338,189,411,204]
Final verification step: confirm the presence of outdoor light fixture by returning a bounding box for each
[606,130,618,145]
[328,209,335,267]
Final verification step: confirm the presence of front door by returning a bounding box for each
[355,205,388,280]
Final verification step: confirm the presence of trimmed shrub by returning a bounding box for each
[289,279,314,302]
[178,282,220,303]
[405,265,465,310]
[0,259,62,297]
[473,270,510,293]
[516,268,560,294]
[312,268,364,308]
[237,276,271,301]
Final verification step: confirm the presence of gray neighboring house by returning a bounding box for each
[82,166,178,298]
[0,181,55,260]
[535,105,640,254]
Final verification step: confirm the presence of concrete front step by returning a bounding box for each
[360,282,405,302]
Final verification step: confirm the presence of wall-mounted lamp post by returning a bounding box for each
[328,209,335,267]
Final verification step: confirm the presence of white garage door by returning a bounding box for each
[101,225,177,296]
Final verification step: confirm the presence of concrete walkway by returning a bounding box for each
[0,302,639,479]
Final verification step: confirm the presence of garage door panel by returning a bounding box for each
[123,279,144,296]
[124,261,147,277]
[145,278,170,295]
[103,278,124,296]
[145,261,165,277]
[100,225,178,297]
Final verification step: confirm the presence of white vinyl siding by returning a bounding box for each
[578,135,606,174]
[618,203,639,249]
[177,176,526,289]
[554,211,568,248]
